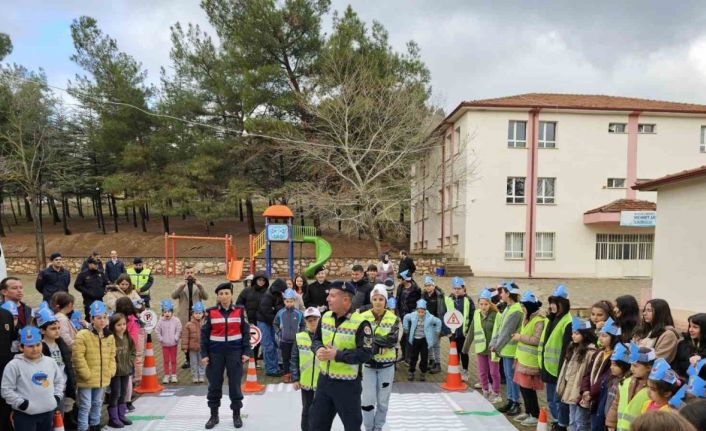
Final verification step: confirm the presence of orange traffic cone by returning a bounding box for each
[53,411,65,431]
[134,336,164,394]
[440,341,468,391]
[241,356,265,393]
[536,408,548,431]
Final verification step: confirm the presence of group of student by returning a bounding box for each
[461,281,706,431]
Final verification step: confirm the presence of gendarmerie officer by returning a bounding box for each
[308,280,373,431]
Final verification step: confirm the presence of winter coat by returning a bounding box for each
[403,310,442,346]
[171,280,209,325]
[36,266,71,302]
[580,349,613,413]
[0,300,33,329]
[257,279,286,325]
[0,308,16,375]
[181,317,202,352]
[127,315,146,382]
[557,344,597,404]
[637,325,680,363]
[105,259,126,283]
[303,280,331,310]
[236,272,269,323]
[376,260,395,283]
[155,316,182,347]
[421,286,447,320]
[274,307,304,343]
[352,279,373,311]
[396,282,422,318]
[72,326,116,388]
[398,256,416,276]
[1,354,65,415]
[42,337,76,400]
[56,311,79,349]
[103,285,142,314]
[113,332,136,377]
[674,335,706,379]
[74,268,109,303]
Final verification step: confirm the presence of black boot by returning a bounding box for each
[430,361,441,374]
[205,408,219,429]
[419,372,426,382]
[234,410,243,428]
[407,371,415,381]
[496,399,513,413]
[506,401,521,416]
[551,423,567,431]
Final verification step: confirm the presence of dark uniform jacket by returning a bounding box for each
[36,266,71,302]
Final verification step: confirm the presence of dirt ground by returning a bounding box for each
[0,212,403,258]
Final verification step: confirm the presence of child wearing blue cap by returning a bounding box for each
[72,300,116,431]
[402,299,441,381]
[490,281,524,415]
[1,326,66,430]
[462,288,501,402]
[444,277,475,382]
[642,358,681,413]
[274,288,304,383]
[606,343,655,431]
[107,312,136,428]
[155,299,182,384]
[182,301,207,383]
[421,275,446,374]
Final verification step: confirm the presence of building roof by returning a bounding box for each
[633,165,706,191]
[584,199,656,215]
[262,205,294,218]
[443,93,706,124]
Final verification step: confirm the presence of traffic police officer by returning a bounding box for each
[200,282,252,429]
[126,257,154,308]
[309,280,373,431]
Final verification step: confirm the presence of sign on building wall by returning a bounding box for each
[620,211,656,227]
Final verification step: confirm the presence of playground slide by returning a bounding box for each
[302,235,333,278]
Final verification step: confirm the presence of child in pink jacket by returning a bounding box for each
[155,299,182,383]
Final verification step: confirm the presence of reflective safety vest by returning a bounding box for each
[539,313,572,377]
[360,309,397,364]
[515,313,547,368]
[295,331,319,391]
[497,302,524,358]
[319,310,366,380]
[207,307,243,344]
[444,295,471,334]
[472,311,501,362]
[127,267,151,296]
[617,377,649,431]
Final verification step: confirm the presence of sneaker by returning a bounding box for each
[162,376,170,384]
[461,370,469,382]
[490,393,503,403]
[198,377,205,383]
[482,390,489,399]
[473,382,482,389]
[170,374,178,383]
[506,402,522,416]
[193,378,199,384]
[521,416,538,426]
[496,399,513,413]
[514,413,529,422]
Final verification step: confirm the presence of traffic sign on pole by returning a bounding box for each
[443,309,464,332]
[250,326,262,347]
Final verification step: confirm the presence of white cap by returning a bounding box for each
[304,307,321,318]
[370,284,388,300]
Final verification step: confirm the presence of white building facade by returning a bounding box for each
[410,94,706,278]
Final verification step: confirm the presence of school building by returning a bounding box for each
[634,166,706,320]
[410,93,706,278]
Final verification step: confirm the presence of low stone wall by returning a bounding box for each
[5,256,445,277]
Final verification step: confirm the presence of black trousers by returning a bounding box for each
[0,400,12,431]
[109,375,129,407]
[83,299,95,323]
[401,332,410,361]
[520,386,540,417]
[280,341,294,374]
[206,351,244,411]
[12,410,53,431]
[308,375,362,431]
[409,338,428,373]
[301,388,315,431]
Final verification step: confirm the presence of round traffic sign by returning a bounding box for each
[443,309,464,332]
[250,326,262,347]
[140,309,159,334]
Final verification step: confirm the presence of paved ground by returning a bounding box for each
[10,273,649,430]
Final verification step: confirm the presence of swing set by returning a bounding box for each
[164,233,245,281]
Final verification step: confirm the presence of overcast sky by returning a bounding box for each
[3,0,706,112]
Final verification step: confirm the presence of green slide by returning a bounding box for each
[303,235,333,278]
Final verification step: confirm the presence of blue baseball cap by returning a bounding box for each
[520,290,538,303]
[192,301,205,313]
[478,289,493,301]
[423,275,434,286]
[36,308,58,328]
[611,343,630,363]
[571,316,592,332]
[283,288,297,300]
[90,301,107,317]
[20,326,42,346]
[416,299,427,310]
[160,299,174,311]
[330,280,357,296]
[1,301,18,316]
[601,317,622,337]
[452,277,465,289]
[629,341,656,364]
[550,284,569,299]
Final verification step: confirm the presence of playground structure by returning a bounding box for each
[164,233,244,281]
[249,205,332,279]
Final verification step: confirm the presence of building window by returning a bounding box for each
[595,234,654,260]
[538,121,556,148]
[638,123,655,133]
[508,120,527,148]
[445,133,452,160]
[505,232,525,259]
[454,126,461,154]
[453,234,459,245]
[607,178,626,189]
[535,232,555,259]
[701,126,706,153]
[609,123,627,133]
[537,177,556,204]
[506,177,526,203]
